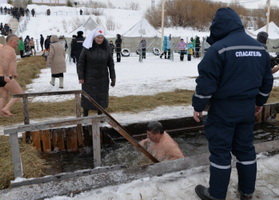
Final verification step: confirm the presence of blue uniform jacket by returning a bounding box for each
[192,8,273,112]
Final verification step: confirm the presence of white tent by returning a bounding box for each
[65,17,114,56]
[120,18,180,54]
[119,18,162,53]
[249,22,279,52]
[66,16,114,38]
[66,17,99,38]
[252,21,279,40]
[122,18,161,38]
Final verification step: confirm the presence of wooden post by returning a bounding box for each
[52,129,65,151]
[266,0,271,33]
[263,104,271,122]
[22,95,31,142]
[92,120,101,167]
[66,128,78,152]
[161,0,165,52]
[31,131,41,151]
[75,93,83,147]
[81,90,159,163]
[9,132,23,178]
[41,130,51,152]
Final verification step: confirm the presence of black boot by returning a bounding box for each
[195,185,224,200]
[238,189,253,200]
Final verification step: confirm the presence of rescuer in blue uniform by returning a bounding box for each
[192,8,274,200]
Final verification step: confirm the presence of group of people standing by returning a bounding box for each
[0,22,12,36]
[18,35,36,57]
[160,34,201,61]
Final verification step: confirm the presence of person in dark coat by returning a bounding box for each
[192,8,273,200]
[23,35,30,52]
[167,34,172,59]
[44,35,50,50]
[70,35,77,63]
[195,36,201,58]
[43,35,51,61]
[109,40,115,58]
[77,28,116,116]
[31,8,35,17]
[40,34,44,51]
[72,31,85,68]
[115,34,122,62]
[257,31,279,74]
[256,31,268,49]
[140,38,147,59]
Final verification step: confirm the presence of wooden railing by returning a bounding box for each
[13,90,82,142]
[5,90,159,179]
[4,115,106,178]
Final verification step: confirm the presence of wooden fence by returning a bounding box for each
[5,90,279,178]
[4,115,106,178]
[5,90,159,178]
[13,90,83,148]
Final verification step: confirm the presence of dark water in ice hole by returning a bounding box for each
[40,122,279,175]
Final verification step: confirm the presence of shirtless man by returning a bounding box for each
[29,37,36,56]
[0,34,24,116]
[139,121,184,162]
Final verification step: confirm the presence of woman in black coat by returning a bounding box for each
[77,28,116,116]
[115,34,122,62]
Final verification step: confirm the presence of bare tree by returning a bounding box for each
[13,0,30,7]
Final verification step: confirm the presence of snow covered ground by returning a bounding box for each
[44,153,279,200]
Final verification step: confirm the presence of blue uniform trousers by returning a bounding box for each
[205,99,257,199]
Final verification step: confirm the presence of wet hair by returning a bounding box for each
[147,121,164,134]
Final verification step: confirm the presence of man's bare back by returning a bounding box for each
[139,121,184,162]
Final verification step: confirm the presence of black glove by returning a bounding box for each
[111,78,116,87]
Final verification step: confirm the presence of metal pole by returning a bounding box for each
[161,0,165,52]
[266,0,271,33]
[151,0,155,9]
